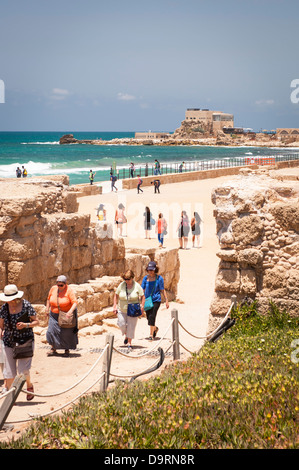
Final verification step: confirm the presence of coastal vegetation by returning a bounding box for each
[1,301,298,449]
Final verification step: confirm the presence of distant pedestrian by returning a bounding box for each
[130,162,135,178]
[177,210,190,249]
[179,161,185,173]
[156,213,167,248]
[191,211,201,248]
[22,166,28,177]
[154,159,161,175]
[151,179,161,193]
[115,203,127,237]
[16,167,22,178]
[137,175,143,193]
[96,203,106,221]
[89,170,96,185]
[144,206,154,239]
[111,174,118,192]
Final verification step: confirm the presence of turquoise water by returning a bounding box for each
[0,132,298,185]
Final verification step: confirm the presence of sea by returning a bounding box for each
[0,131,298,186]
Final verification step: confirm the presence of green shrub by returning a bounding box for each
[1,302,298,449]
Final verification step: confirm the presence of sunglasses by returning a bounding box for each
[57,283,65,287]
[123,278,132,281]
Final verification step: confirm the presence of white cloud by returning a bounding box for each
[117,92,136,101]
[255,99,275,106]
[50,88,70,101]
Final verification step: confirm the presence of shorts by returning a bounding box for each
[2,344,34,379]
[146,302,161,326]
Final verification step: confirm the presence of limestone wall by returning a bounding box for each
[210,167,299,319]
[0,178,125,303]
[0,177,180,337]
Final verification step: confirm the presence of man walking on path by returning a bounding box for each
[89,170,96,185]
[137,175,143,193]
[151,179,161,193]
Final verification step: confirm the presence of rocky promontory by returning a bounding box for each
[59,130,299,148]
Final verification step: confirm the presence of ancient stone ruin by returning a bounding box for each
[0,176,179,337]
[210,167,299,320]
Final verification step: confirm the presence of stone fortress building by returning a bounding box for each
[184,108,234,133]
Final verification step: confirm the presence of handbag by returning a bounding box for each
[13,339,34,360]
[57,289,77,329]
[144,276,157,311]
[126,283,142,317]
[127,303,142,317]
[7,311,34,359]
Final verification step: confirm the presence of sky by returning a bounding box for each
[0,0,299,132]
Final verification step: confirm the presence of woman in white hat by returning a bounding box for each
[0,284,39,400]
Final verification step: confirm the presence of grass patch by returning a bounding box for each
[1,302,298,449]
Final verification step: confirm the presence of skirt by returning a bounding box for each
[46,311,78,350]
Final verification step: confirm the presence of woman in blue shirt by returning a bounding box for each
[141,261,169,340]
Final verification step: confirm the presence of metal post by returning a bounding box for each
[171,309,180,360]
[231,294,237,309]
[99,334,114,392]
[0,374,26,431]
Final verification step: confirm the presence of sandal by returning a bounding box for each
[26,385,34,401]
[47,347,57,356]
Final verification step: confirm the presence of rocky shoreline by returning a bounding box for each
[59,132,299,148]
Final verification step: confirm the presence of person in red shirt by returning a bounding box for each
[156,213,167,248]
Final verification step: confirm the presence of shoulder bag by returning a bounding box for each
[57,289,77,328]
[7,310,34,360]
[126,283,142,317]
[144,276,157,311]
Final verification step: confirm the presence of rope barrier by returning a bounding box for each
[178,301,234,341]
[110,342,174,380]
[19,343,109,398]
[113,317,175,359]
[0,387,16,400]
[7,371,106,425]
[175,300,235,355]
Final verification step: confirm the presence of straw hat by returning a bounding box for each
[0,284,24,302]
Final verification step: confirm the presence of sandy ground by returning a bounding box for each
[0,173,234,442]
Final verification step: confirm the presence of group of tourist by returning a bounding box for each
[96,202,201,250]
[0,275,78,399]
[113,261,169,350]
[0,260,168,397]
[16,166,27,178]
[177,211,201,249]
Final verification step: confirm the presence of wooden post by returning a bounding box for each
[171,309,180,361]
[99,334,114,392]
[0,374,26,431]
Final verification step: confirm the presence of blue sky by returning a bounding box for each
[0,0,299,132]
